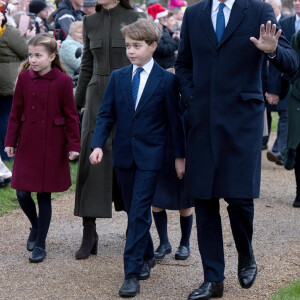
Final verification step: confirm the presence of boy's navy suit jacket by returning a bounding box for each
[91,61,185,170]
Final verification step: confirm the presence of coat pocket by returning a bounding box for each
[53,117,65,125]
[240,92,264,102]
[90,39,102,49]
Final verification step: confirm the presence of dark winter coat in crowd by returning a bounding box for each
[53,0,83,39]
[284,30,300,170]
[0,24,28,96]
[153,26,180,69]
[5,68,80,193]
[74,4,145,218]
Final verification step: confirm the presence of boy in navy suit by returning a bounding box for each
[89,18,185,298]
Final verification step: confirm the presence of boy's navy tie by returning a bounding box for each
[132,67,144,109]
[216,3,226,43]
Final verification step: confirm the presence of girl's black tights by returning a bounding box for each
[16,190,52,250]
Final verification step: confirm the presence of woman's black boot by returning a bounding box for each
[75,217,98,259]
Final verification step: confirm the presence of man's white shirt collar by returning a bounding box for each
[212,0,235,13]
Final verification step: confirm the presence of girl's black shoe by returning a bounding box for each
[29,247,46,263]
[27,228,38,251]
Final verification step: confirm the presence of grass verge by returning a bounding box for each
[271,279,300,300]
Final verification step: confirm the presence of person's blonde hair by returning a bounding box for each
[121,18,162,45]
[20,33,66,73]
[69,21,83,38]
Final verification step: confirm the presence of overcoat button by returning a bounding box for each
[33,92,36,96]
[32,105,35,109]
[132,136,136,139]
[297,107,300,111]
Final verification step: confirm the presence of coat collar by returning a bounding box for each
[199,0,247,49]
[120,61,163,114]
[28,67,59,80]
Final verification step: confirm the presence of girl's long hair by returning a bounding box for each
[20,33,66,73]
[95,0,133,12]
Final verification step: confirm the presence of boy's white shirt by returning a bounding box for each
[132,58,154,110]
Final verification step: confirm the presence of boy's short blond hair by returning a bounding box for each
[121,18,162,45]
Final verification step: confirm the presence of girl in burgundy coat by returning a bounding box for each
[4,33,81,263]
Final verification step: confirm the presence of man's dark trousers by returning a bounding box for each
[194,198,254,282]
[116,163,160,279]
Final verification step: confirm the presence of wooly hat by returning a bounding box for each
[29,0,47,14]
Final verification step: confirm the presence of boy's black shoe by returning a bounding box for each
[238,253,257,289]
[175,245,190,260]
[119,278,140,298]
[27,227,38,251]
[188,281,224,299]
[29,247,46,263]
[154,243,172,260]
[140,257,156,280]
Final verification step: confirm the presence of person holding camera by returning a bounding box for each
[53,0,83,40]
[29,0,52,33]
[0,8,29,161]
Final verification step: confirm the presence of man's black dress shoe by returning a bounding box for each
[140,257,156,280]
[188,281,224,300]
[175,245,190,260]
[27,227,38,251]
[119,277,140,298]
[262,144,268,151]
[238,253,257,289]
[29,247,46,263]
[293,195,300,207]
[154,243,172,260]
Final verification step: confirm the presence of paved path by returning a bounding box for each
[0,134,299,300]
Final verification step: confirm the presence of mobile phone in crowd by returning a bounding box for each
[27,12,36,30]
[18,14,30,35]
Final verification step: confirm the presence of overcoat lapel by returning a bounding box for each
[134,62,163,115]
[120,65,135,113]
[199,0,218,49]
[217,0,247,48]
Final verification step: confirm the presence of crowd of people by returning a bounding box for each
[0,0,299,299]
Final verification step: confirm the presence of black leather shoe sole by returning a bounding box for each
[119,287,140,297]
[154,247,172,260]
[29,248,46,263]
[175,246,190,260]
[239,268,257,289]
[293,200,300,207]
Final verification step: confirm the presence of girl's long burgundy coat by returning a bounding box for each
[5,67,80,193]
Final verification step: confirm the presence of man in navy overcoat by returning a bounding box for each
[175,0,298,299]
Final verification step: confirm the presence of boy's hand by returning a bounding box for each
[90,148,103,165]
[69,151,79,160]
[175,158,185,179]
[4,147,15,157]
